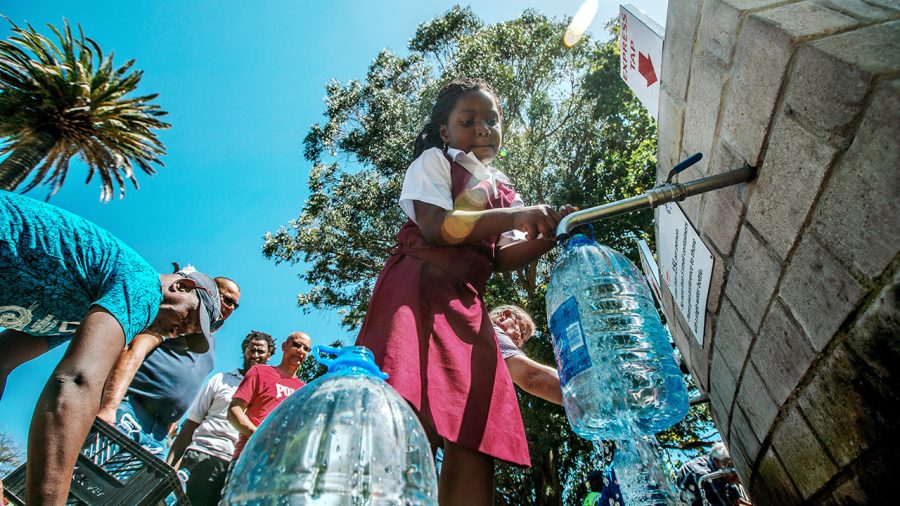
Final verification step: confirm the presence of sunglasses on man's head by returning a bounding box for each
[222,294,239,310]
[291,341,311,353]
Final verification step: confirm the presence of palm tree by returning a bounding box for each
[0,18,170,201]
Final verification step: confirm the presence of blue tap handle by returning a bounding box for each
[312,345,341,368]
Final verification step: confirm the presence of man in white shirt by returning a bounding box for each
[490,305,563,405]
[166,330,275,506]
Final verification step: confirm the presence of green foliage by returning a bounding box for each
[0,18,169,200]
[265,7,711,504]
[0,429,22,477]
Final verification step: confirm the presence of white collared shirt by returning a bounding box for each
[399,147,526,245]
[184,368,244,461]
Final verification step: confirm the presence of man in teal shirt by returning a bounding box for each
[0,190,221,504]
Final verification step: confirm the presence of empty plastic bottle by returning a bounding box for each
[220,345,438,505]
[546,234,689,440]
[612,436,676,506]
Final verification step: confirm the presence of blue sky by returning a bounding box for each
[0,0,667,452]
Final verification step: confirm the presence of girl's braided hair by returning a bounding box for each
[412,78,503,159]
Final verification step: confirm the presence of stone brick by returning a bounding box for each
[735,362,779,443]
[756,1,859,36]
[813,0,898,20]
[696,0,742,65]
[745,114,838,260]
[711,298,753,379]
[727,431,755,490]
[696,0,790,64]
[710,347,739,412]
[692,321,711,391]
[809,79,900,279]
[730,405,762,465]
[752,449,804,506]
[750,301,816,405]
[656,89,685,177]
[720,2,856,165]
[783,20,900,148]
[699,142,749,258]
[709,385,732,436]
[772,406,838,499]
[798,343,900,467]
[682,56,729,177]
[723,227,781,332]
[661,0,702,100]
[864,0,900,10]
[778,234,863,352]
[842,437,900,505]
[830,477,868,506]
[704,247,727,315]
[847,269,900,380]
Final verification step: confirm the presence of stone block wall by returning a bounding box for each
[655,1,900,503]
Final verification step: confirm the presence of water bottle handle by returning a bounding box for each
[312,345,341,369]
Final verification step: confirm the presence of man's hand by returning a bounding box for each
[227,399,257,437]
[96,407,117,425]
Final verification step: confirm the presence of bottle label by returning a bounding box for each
[550,296,591,384]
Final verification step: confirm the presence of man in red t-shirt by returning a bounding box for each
[227,331,311,458]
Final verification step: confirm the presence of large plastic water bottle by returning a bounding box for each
[220,345,438,505]
[546,234,689,440]
[612,437,676,506]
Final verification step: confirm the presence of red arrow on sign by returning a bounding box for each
[638,52,657,87]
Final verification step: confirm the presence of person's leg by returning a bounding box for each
[25,307,124,504]
[0,329,49,400]
[184,450,229,506]
[114,396,167,457]
[438,439,494,506]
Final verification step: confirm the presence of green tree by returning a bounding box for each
[265,7,711,504]
[0,19,169,201]
[1,429,22,478]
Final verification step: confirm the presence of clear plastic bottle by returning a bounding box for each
[546,234,689,440]
[220,345,438,505]
[612,437,676,506]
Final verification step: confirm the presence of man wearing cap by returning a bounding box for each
[95,273,239,457]
[0,191,221,504]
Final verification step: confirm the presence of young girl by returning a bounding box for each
[356,78,574,505]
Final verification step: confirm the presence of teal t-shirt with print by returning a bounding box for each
[0,191,161,346]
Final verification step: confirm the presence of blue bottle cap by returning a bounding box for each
[563,233,595,249]
[312,345,389,381]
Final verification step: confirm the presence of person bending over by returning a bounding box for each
[96,273,241,456]
[0,191,220,504]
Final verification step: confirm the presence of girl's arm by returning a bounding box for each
[414,201,561,247]
[494,204,579,271]
[495,239,555,271]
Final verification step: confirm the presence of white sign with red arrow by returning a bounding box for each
[619,4,664,120]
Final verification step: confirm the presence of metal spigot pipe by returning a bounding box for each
[555,165,757,240]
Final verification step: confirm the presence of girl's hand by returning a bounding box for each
[558,204,579,218]
[513,205,562,240]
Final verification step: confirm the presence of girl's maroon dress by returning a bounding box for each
[356,154,530,467]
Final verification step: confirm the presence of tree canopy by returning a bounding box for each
[265,7,710,503]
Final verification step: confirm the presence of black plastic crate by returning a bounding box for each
[2,419,189,505]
